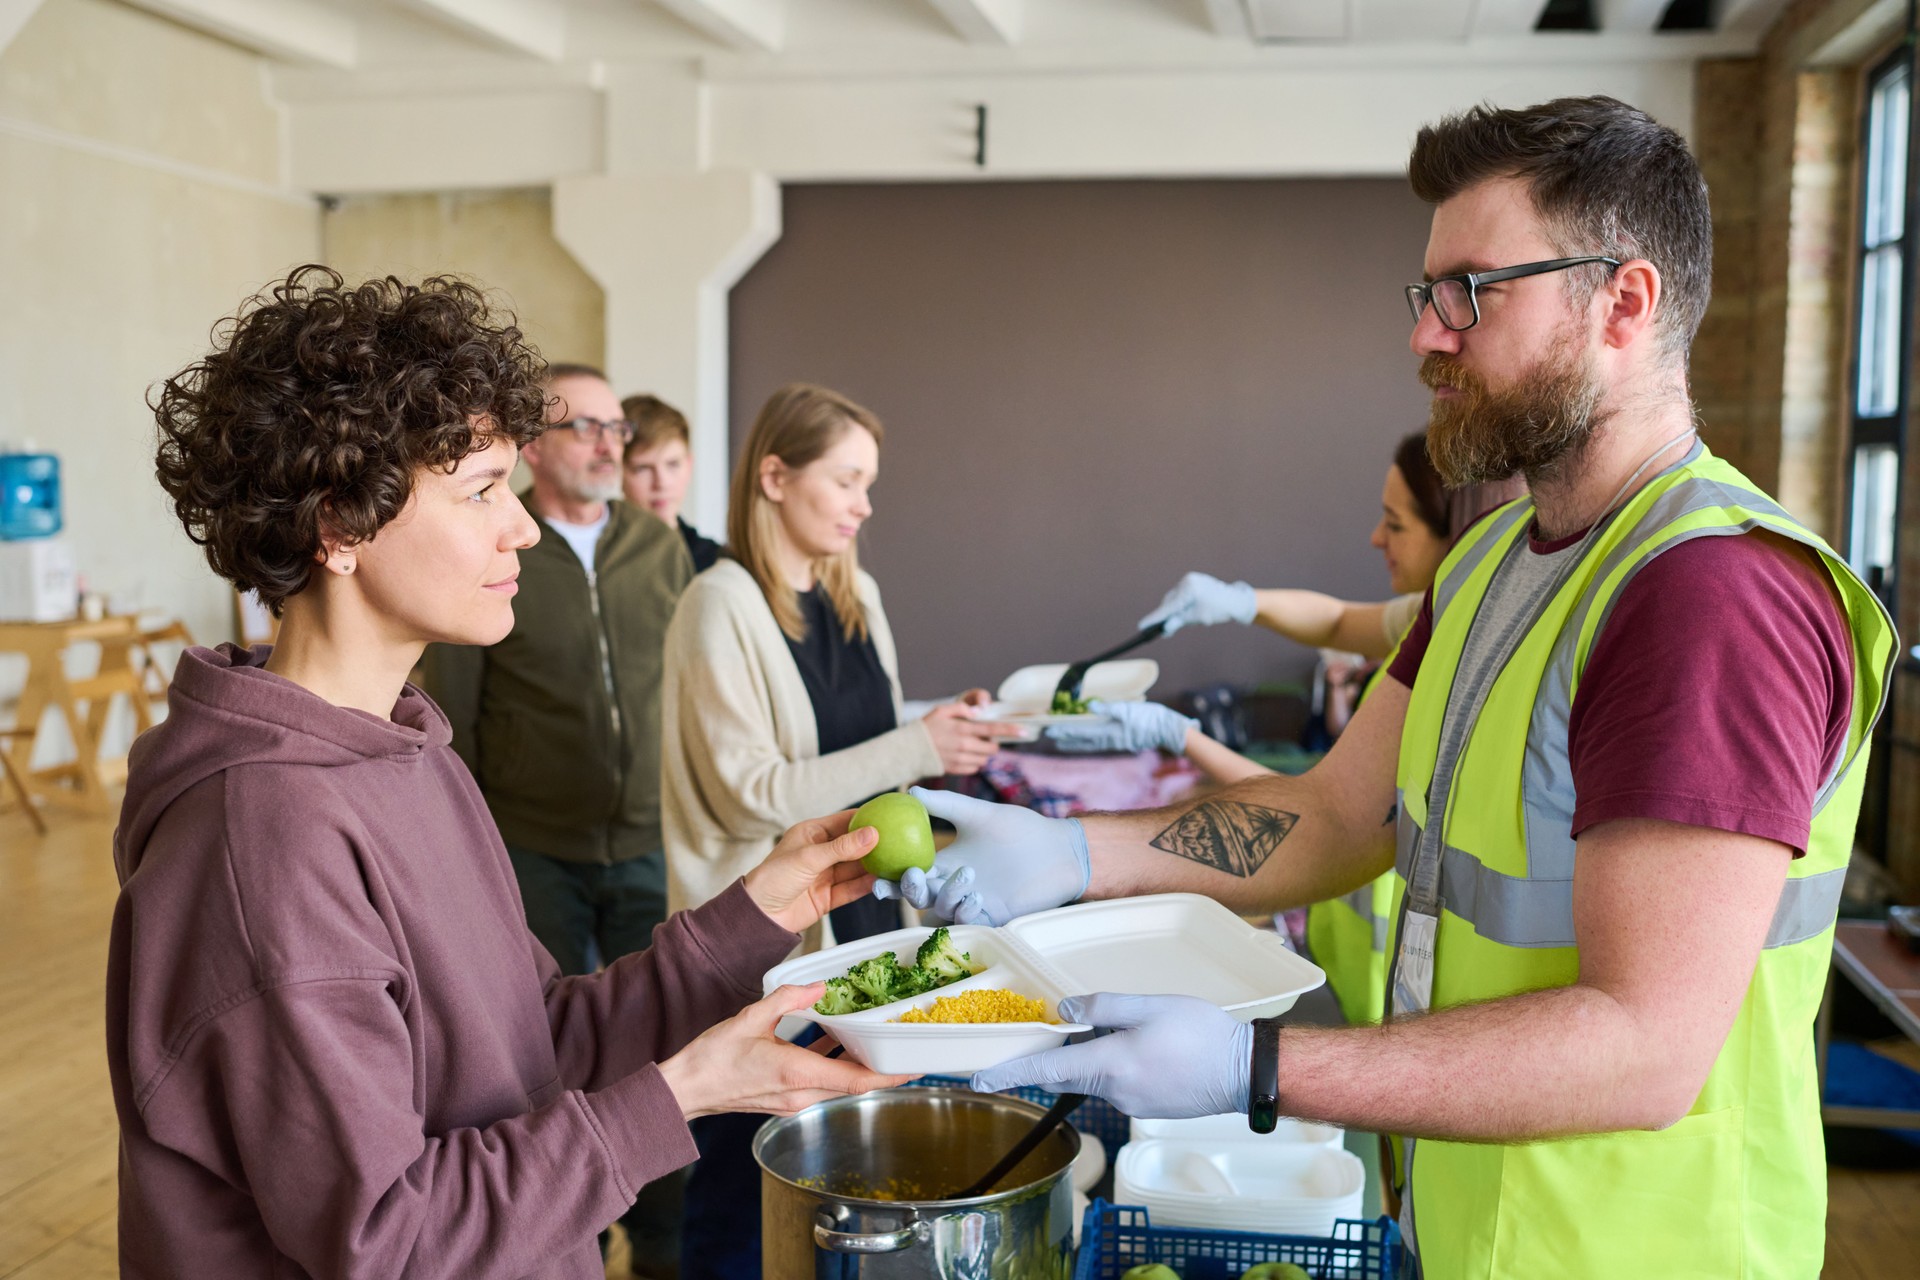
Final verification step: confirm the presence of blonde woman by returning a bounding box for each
[660,382,1013,1277]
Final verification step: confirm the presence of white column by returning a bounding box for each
[551,170,780,534]
[0,0,48,56]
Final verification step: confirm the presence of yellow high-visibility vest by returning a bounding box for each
[1387,446,1894,1277]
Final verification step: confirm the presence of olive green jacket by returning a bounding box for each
[420,499,693,865]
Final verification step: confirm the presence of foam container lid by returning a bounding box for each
[763,893,1325,1076]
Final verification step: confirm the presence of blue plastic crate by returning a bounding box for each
[911,1075,1132,1158]
[1074,1200,1399,1280]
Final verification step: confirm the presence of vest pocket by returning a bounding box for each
[1488,1106,1743,1278]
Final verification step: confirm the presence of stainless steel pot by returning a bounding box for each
[754,1087,1078,1280]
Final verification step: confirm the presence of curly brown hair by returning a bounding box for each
[153,264,549,613]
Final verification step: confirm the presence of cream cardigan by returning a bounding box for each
[661,559,944,949]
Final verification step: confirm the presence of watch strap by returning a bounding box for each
[1248,1016,1281,1133]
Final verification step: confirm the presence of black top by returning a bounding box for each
[677,518,723,574]
[785,586,896,756]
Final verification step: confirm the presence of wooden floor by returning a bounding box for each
[3,805,1917,1278]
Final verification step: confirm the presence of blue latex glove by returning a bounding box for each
[1139,572,1258,636]
[870,786,1089,925]
[1045,699,1198,756]
[972,993,1253,1119]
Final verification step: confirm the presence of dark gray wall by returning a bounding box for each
[729,179,1435,701]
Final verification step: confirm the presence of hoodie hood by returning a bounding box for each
[116,644,451,879]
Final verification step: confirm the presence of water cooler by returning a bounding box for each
[0,450,76,622]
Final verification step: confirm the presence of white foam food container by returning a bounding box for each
[762,893,1325,1076]
[1114,1138,1365,1235]
[1130,1113,1344,1150]
[991,659,1159,712]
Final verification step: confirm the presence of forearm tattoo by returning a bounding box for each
[1150,800,1300,878]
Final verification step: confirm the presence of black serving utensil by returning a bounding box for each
[1051,622,1167,708]
[954,1092,1086,1199]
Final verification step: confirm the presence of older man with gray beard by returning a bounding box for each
[420,363,694,1279]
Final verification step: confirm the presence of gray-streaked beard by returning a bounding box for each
[568,475,623,505]
[1420,335,1609,488]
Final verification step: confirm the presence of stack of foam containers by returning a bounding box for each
[1113,1114,1365,1236]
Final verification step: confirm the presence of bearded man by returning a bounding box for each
[420,364,693,1278]
[872,98,1898,1279]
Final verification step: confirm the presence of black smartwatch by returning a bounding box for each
[1248,1017,1282,1134]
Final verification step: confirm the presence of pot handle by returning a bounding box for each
[812,1206,926,1254]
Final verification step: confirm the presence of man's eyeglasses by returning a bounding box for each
[1405,256,1620,332]
[554,416,636,445]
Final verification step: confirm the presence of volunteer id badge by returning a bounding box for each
[1391,909,1438,1017]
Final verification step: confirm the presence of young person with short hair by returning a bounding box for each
[621,392,721,572]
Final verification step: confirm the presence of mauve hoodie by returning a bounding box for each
[107,644,799,1279]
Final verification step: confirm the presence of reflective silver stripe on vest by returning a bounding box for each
[1524,462,1894,866]
[1432,499,1532,622]
[1398,819,1850,950]
[1524,467,1795,864]
[1338,884,1391,952]
[1394,820,1574,948]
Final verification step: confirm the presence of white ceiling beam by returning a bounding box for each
[1469,0,1548,36]
[1195,0,1249,38]
[1715,0,1786,39]
[2,0,47,57]
[1246,0,1348,41]
[391,0,567,62]
[1596,0,1671,34]
[652,0,784,52]
[924,0,1022,45]
[115,0,356,68]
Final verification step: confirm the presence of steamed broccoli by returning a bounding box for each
[815,976,867,1016]
[847,952,905,1004]
[895,965,943,999]
[915,927,975,984]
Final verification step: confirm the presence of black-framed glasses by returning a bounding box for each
[1405,256,1621,331]
[554,416,636,445]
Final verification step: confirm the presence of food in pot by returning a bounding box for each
[849,791,936,879]
[1051,690,1093,715]
[812,927,977,1015]
[795,1173,932,1202]
[896,988,1054,1024]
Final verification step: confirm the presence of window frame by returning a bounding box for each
[1846,46,1913,609]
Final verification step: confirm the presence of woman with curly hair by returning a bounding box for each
[108,265,905,1279]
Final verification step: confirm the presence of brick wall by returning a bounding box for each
[1693,0,1919,896]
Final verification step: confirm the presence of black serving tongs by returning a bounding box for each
[1052,622,1168,708]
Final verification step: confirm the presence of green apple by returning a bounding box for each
[850,792,936,880]
[1239,1265,1310,1280]
[1120,1267,1180,1280]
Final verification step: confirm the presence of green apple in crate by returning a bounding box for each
[1120,1267,1180,1280]
[850,792,936,879]
[1240,1265,1310,1280]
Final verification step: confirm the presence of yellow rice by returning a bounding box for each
[895,989,1054,1024]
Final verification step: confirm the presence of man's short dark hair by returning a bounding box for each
[152,264,549,614]
[1407,96,1712,362]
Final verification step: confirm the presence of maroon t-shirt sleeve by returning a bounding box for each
[1566,532,1852,854]
[1385,531,1852,855]
[1387,589,1434,689]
